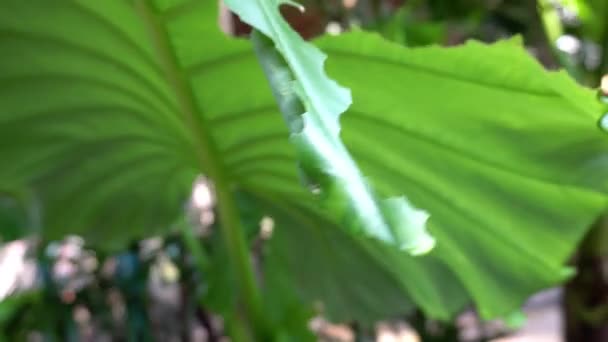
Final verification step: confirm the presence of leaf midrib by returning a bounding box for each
[134,3,269,330]
[134,0,226,181]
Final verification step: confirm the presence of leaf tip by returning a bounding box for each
[382,197,435,255]
[502,311,527,329]
[401,232,435,256]
[560,266,576,279]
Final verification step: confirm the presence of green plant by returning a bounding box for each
[1,0,608,340]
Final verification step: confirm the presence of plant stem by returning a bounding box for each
[134,1,268,338]
[537,0,562,47]
[564,215,608,342]
[536,1,584,80]
[215,178,268,338]
[594,3,608,85]
[180,218,209,272]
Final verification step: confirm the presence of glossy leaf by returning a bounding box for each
[317,32,608,319]
[1,0,608,324]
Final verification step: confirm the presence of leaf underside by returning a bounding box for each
[1,0,608,322]
[226,0,435,255]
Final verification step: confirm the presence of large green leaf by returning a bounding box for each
[320,33,608,319]
[225,1,608,320]
[1,0,608,323]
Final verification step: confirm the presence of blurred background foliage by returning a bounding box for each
[265,0,608,84]
[1,0,608,341]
